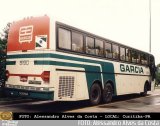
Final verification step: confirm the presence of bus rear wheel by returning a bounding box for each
[102,83,113,103]
[89,83,102,105]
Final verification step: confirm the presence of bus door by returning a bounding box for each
[149,55,156,91]
[149,55,156,81]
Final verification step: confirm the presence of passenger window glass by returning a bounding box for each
[86,36,95,54]
[112,44,119,59]
[150,55,154,64]
[120,47,125,61]
[141,53,148,65]
[95,39,104,56]
[131,50,140,63]
[58,28,71,50]
[137,53,140,64]
[126,49,131,62]
[72,32,83,52]
[105,42,112,58]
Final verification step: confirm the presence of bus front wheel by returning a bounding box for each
[140,83,148,96]
[102,83,113,103]
[89,83,102,105]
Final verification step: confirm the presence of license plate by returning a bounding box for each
[19,92,29,96]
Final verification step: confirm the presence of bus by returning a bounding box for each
[5,15,156,105]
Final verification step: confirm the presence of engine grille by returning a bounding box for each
[58,76,75,98]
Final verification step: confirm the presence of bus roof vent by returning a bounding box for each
[58,76,75,99]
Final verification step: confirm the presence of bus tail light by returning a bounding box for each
[41,71,50,83]
[6,70,9,80]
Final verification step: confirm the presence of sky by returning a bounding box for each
[0,0,160,64]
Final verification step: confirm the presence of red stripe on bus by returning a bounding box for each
[8,73,42,77]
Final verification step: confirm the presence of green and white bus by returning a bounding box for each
[5,16,156,105]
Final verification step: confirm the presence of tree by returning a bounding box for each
[155,63,160,86]
[157,64,160,67]
[0,23,11,90]
[0,23,11,50]
[0,38,4,50]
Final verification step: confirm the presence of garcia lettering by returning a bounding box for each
[120,64,144,74]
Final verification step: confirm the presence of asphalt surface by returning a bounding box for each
[0,88,160,112]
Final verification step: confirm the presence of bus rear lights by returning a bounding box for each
[20,76,28,82]
[6,70,10,80]
[41,71,50,83]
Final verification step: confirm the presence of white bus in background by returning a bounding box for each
[5,16,156,105]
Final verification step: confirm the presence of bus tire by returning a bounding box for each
[102,83,113,103]
[89,83,102,105]
[140,83,148,96]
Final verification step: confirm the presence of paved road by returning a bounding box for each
[68,89,160,112]
[0,89,160,112]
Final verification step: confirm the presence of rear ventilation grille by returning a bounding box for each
[58,76,75,98]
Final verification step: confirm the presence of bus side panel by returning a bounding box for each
[52,61,102,101]
[84,65,102,92]
[54,68,89,101]
[114,62,150,95]
[102,62,117,95]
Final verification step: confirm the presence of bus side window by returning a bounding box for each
[126,49,131,62]
[86,36,95,55]
[141,53,148,65]
[137,53,141,64]
[150,55,154,64]
[112,44,119,60]
[58,28,71,50]
[72,31,83,52]
[105,42,112,58]
[132,50,140,63]
[95,39,104,56]
[120,47,125,61]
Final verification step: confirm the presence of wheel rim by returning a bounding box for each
[105,85,112,101]
[92,89,99,100]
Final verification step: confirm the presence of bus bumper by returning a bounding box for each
[4,88,54,100]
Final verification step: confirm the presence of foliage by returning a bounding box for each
[157,63,160,67]
[0,23,11,50]
[155,63,160,86]
[0,23,11,89]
